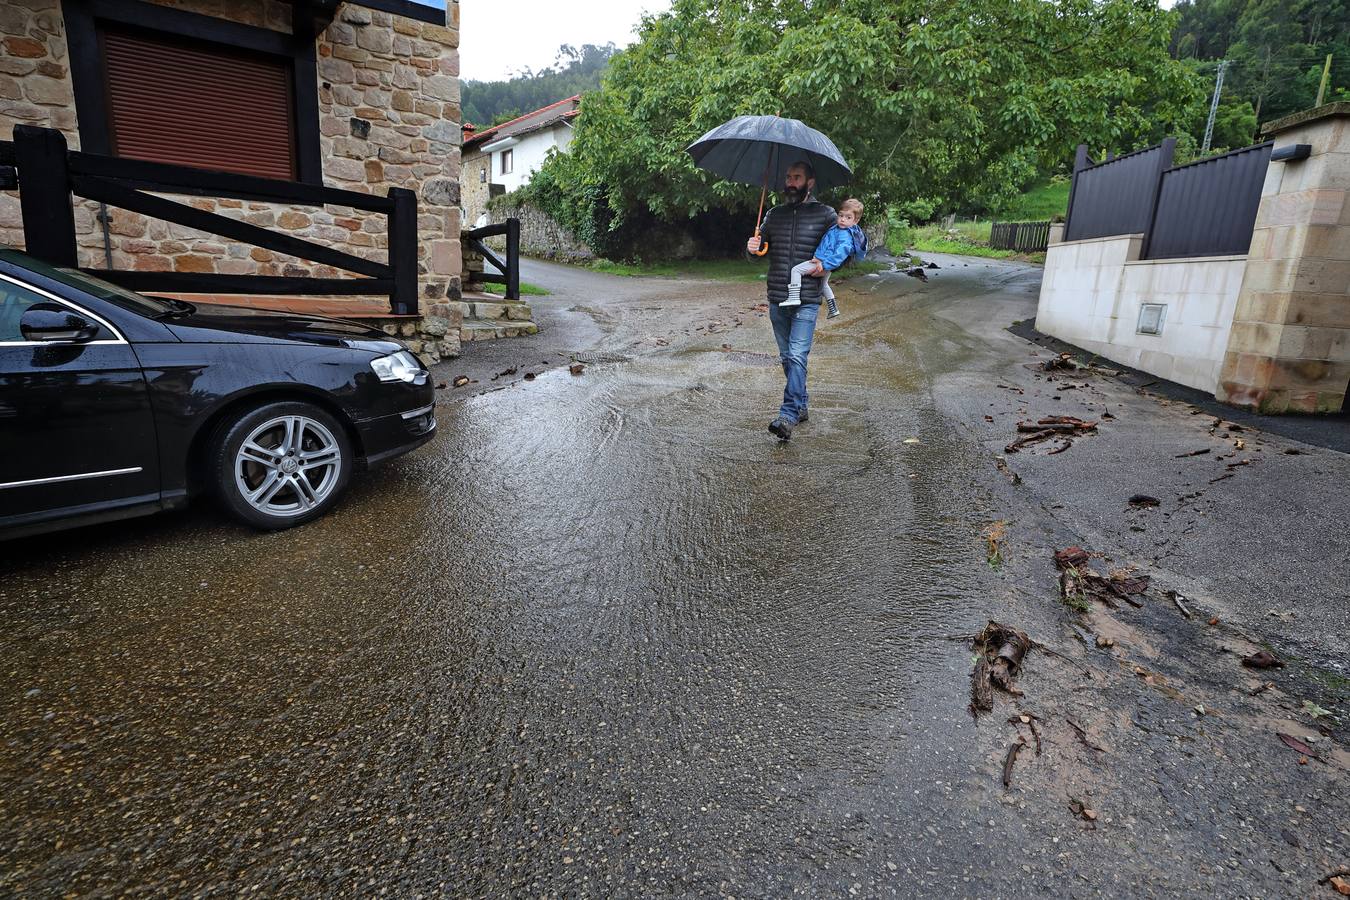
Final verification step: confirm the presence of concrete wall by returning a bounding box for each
[0,0,465,361]
[1037,234,1247,393]
[488,124,571,192]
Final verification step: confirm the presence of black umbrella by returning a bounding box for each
[686,115,852,256]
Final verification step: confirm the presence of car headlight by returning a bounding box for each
[370,350,424,384]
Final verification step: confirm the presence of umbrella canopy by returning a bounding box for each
[686,115,852,192]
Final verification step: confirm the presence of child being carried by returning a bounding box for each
[781,198,867,318]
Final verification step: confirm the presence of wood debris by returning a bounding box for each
[1002,736,1027,788]
[969,621,1033,719]
[1055,547,1150,610]
[1006,416,1099,453]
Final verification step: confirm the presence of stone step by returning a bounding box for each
[460,317,540,342]
[461,297,535,322]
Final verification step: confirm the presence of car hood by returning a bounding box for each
[160,302,405,353]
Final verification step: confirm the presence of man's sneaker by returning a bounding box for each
[768,417,794,441]
[798,410,808,423]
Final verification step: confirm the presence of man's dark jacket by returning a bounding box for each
[757,199,837,306]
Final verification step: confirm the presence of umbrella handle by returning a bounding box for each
[750,182,770,256]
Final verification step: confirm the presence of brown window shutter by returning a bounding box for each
[101,27,297,180]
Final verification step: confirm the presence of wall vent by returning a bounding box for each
[1138,303,1166,335]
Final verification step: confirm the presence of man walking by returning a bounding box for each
[745,161,836,441]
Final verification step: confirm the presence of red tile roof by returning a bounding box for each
[463,95,580,149]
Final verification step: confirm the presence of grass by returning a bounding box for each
[991,178,1071,222]
[517,281,550,296]
[583,256,886,283]
[983,521,1007,570]
[898,224,1047,265]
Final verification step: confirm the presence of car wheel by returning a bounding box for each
[211,401,353,530]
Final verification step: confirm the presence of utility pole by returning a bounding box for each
[1315,53,1333,107]
[1202,59,1229,155]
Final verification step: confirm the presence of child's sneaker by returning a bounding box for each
[826,297,840,318]
[780,286,801,307]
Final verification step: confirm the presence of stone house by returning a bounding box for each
[461,94,578,226]
[0,0,468,361]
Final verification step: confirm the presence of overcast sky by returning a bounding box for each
[460,0,670,82]
[459,0,1178,83]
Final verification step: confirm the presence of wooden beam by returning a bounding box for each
[87,270,393,296]
[68,151,395,212]
[73,176,392,278]
[387,187,419,315]
[13,126,78,267]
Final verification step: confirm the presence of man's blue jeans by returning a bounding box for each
[768,301,819,424]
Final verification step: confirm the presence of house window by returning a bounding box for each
[101,27,297,180]
[500,149,513,175]
[63,0,323,184]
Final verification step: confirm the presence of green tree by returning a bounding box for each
[528,0,1199,257]
[1227,0,1310,121]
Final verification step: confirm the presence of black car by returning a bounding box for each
[0,249,436,539]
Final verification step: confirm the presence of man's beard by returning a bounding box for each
[782,185,805,203]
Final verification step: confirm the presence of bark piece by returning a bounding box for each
[1002,736,1027,788]
[969,622,1032,719]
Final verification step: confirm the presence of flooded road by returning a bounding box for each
[3,259,1346,896]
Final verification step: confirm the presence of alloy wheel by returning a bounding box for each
[233,415,343,518]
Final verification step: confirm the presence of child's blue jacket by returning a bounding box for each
[814,224,867,271]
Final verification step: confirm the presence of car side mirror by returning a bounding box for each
[19,302,101,343]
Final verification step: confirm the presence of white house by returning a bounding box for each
[461,95,579,225]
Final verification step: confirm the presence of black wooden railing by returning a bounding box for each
[0,125,419,314]
[464,218,520,301]
[989,220,1051,253]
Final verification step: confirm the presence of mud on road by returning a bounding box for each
[2,256,1346,897]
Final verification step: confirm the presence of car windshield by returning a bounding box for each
[0,249,185,318]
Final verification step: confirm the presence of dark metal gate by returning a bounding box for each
[1062,136,1273,261]
[1144,143,1273,259]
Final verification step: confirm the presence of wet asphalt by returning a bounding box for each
[2,257,1346,897]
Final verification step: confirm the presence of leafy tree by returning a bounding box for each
[524,0,1199,257]
[1170,0,1350,131]
[1210,99,1259,148]
[1227,0,1311,121]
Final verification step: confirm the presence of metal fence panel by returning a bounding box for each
[1063,142,1173,242]
[1143,142,1273,260]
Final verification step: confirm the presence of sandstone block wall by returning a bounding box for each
[1217,104,1350,413]
[0,0,463,361]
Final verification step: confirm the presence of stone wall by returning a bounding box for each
[1216,104,1350,414]
[0,0,464,361]
[1037,233,1247,393]
[460,146,491,226]
[486,197,594,261]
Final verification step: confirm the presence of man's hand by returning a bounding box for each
[746,235,762,254]
[808,258,825,277]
